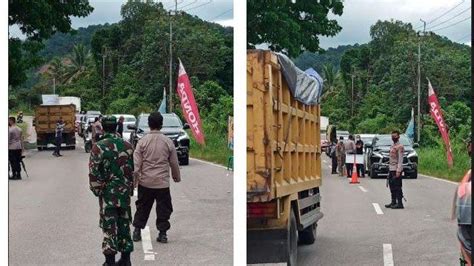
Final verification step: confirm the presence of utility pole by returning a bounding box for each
[169,0,177,113]
[53,77,56,95]
[102,46,107,98]
[351,69,355,118]
[417,19,426,143]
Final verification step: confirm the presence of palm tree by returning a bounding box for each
[46,57,66,85]
[321,64,339,100]
[64,44,90,83]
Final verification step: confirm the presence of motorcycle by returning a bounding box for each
[16,112,23,124]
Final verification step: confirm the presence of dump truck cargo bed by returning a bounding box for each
[247,50,322,203]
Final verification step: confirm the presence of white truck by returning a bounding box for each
[58,97,81,113]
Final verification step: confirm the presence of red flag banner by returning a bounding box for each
[176,59,205,145]
[428,80,453,167]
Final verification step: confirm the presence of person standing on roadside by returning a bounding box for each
[93,116,104,143]
[330,139,338,174]
[355,135,365,177]
[452,134,471,265]
[53,117,65,157]
[385,130,405,209]
[344,135,356,178]
[117,116,125,138]
[132,112,181,244]
[89,116,134,266]
[336,136,345,177]
[8,117,23,180]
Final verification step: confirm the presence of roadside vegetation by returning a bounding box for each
[294,20,471,181]
[9,2,233,165]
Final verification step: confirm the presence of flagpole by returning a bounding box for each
[417,19,426,144]
[169,0,177,113]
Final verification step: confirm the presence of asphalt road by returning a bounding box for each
[9,140,233,265]
[296,157,460,266]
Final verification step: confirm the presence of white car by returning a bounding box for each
[112,114,136,141]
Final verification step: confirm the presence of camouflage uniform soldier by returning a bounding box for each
[89,116,134,266]
[385,130,405,209]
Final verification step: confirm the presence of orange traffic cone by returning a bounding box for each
[350,155,360,184]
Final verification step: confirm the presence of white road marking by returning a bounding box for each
[358,186,368,192]
[372,203,384,215]
[190,157,229,170]
[420,174,458,185]
[142,226,155,261]
[383,244,394,266]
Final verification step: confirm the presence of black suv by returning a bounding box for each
[366,134,419,179]
[128,113,191,165]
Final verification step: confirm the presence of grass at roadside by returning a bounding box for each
[418,144,469,182]
[189,129,232,167]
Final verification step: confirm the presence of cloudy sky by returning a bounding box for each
[319,0,471,48]
[10,0,471,48]
[9,0,233,39]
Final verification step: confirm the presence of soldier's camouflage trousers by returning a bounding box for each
[99,199,134,255]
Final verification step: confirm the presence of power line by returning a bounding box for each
[430,16,471,31]
[178,0,197,9]
[416,0,465,29]
[183,0,212,11]
[426,6,471,30]
[209,8,232,21]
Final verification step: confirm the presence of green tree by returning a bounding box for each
[9,0,94,87]
[64,44,91,83]
[247,0,344,57]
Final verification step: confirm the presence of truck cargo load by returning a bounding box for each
[247,50,324,265]
[41,94,59,105]
[35,104,76,150]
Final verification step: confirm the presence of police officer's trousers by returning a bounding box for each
[388,171,403,203]
[133,185,173,233]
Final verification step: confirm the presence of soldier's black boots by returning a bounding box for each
[117,252,131,266]
[157,232,168,243]
[103,254,115,266]
[132,228,141,242]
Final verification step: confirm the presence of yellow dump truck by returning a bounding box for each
[35,104,76,150]
[247,50,324,265]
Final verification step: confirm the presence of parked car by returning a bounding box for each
[358,134,376,171]
[78,111,101,137]
[111,114,136,141]
[75,114,85,133]
[129,113,191,165]
[365,134,419,179]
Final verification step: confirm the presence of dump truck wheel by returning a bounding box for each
[299,222,317,245]
[287,211,298,266]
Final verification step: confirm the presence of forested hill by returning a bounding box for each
[39,24,109,61]
[293,44,356,73]
[310,20,471,148]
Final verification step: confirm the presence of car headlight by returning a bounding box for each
[407,151,417,157]
[178,130,188,139]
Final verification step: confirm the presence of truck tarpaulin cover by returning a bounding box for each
[276,53,323,105]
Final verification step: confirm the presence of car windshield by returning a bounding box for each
[374,135,411,147]
[125,117,136,122]
[163,115,182,128]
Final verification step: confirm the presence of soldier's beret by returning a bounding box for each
[102,116,117,126]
